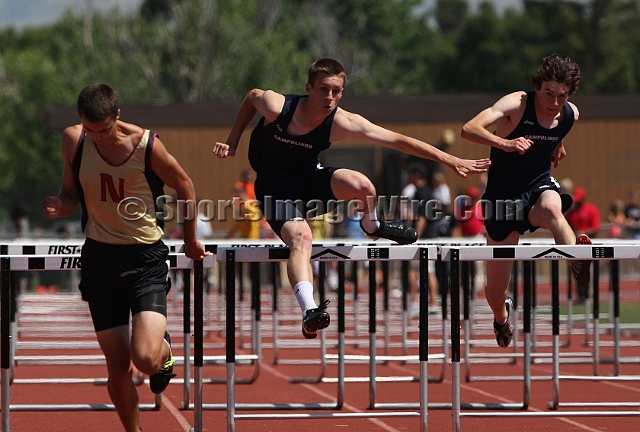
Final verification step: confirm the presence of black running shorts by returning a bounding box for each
[482,177,572,242]
[79,238,171,332]
[255,166,340,239]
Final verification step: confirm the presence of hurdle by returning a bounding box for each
[0,246,214,431]
[289,255,449,388]
[548,258,640,410]
[443,243,640,432]
[194,244,434,432]
[263,241,443,386]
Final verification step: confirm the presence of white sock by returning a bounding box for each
[294,281,317,317]
[359,210,380,234]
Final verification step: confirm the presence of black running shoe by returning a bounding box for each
[302,300,331,339]
[493,297,514,348]
[149,331,176,394]
[569,234,592,288]
[360,219,418,245]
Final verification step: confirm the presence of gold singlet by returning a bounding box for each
[74,129,165,244]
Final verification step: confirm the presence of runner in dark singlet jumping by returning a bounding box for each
[461,53,592,348]
[213,58,490,339]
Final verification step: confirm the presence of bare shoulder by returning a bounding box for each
[62,124,83,142]
[255,89,286,120]
[60,125,83,160]
[494,91,527,112]
[567,101,579,121]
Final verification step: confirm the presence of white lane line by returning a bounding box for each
[162,396,193,431]
[387,359,603,432]
[456,382,603,432]
[261,362,405,432]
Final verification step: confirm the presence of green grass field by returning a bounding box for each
[538,302,640,326]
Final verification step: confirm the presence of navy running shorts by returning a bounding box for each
[255,166,340,239]
[79,238,171,332]
[482,177,572,242]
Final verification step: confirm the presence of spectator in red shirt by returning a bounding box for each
[565,187,600,238]
[457,186,485,237]
[455,186,486,291]
[565,186,600,301]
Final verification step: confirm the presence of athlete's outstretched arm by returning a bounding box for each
[212,89,285,158]
[42,125,82,219]
[331,109,490,178]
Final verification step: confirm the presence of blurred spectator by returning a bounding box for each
[430,171,455,237]
[334,203,365,239]
[455,186,486,291]
[559,177,574,197]
[406,164,439,316]
[196,200,214,240]
[565,186,600,302]
[308,214,334,240]
[424,128,455,176]
[624,190,640,239]
[8,205,33,299]
[226,169,260,239]
[607,199,626,239]
[457,187,485,238]
[8,204,30,238]
[565,187,600,238]
[431,171,451,207]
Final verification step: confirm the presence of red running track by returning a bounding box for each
[6,278,640,432]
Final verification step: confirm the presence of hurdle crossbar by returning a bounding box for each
[1,250,213,432]
[442,243,640,432]
[212,244,436,432]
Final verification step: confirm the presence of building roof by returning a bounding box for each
[41,93,640,130]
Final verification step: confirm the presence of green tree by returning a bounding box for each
[4,0,640,230]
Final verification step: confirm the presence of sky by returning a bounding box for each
[1,0,592,30]
[0,0,144,29]
[0,0,528,30]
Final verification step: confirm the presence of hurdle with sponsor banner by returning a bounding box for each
[441,243,640,432]
[0,242,214,432]
[203,244,435,432]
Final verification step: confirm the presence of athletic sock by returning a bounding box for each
[294,281,318,317]
[359,210,381,234]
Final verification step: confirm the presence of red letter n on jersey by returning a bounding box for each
[100,174,125,202]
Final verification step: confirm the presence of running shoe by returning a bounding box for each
[302,299,331,339]
[149,331,176,394]
[360,219,418,245]
[569,234,592,288]
[493,297,514,348]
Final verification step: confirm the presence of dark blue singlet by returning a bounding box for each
[248,94,340,237]
[482,91,575,241]
[248,94,337,180]
[485,91,574,198]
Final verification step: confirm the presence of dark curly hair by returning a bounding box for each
[530,54,580,96]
